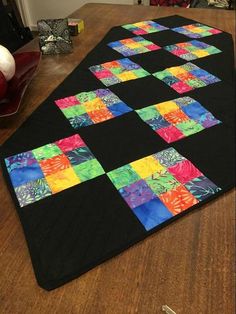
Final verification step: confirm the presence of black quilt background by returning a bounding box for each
[0,15,235,290]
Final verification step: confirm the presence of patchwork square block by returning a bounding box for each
[172,23,222,38]
[89,58,150,86]
[122,20,168,35]
[153,62,220,93]
[5,134,105,207]
[55,89,133,129]
[164,40,221,61]
[136,97,221,143]
[108,36,161,57]
[107,147,221,231]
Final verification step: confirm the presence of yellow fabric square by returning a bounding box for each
[193,50,209,57]
[125,43,142,49]
[116,71,137,81]
[45,167,80,194]
[156,101,179,115]
[84,98,106,112]
[168,66,188,76]
[130,156,165,178]
[192,27,203,33]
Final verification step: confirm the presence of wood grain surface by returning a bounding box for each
[0,4,235,314]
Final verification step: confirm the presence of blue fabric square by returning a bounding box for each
[162,76,180,86]
[181,102,208,120]
[69,114,93,129]
[200,75,220,84]
[108,41,123,48]
[191,40,209,49]
[133,197,173,231]
[119,58,140,70]
[9,163,44,188]
[146,115,170,130]
[65,147,94,165]
[190,69,210,77]
[108,102,132,116]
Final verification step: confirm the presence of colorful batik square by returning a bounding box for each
[5,134,105,207]
[172,23,222,38]
[136,97,221,143]
[89,58,150,86]
[55,88,133,129]
[164,40,221,61]
[108,36,161,56]
[107,147,221,231]
[122,20,168,35]
[153,62,220,94]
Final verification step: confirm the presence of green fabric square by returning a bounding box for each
[134,47,148,54]
[132,68,150,78]
[201,31,212,37]
[186,79,206,88]
[32,144,62,161]
[176,120,204,136]
[76,91,97,103]
[136,105,159,121]
[62,105,86,118]
[107,164,141,190]
[139,40,152,46]
[146,170,180,195]
[153,70,171,80]
[205,46,221,54]
[73,159,105,181]
[186,45,198,52]
[110,67,124,75]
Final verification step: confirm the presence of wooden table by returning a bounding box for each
[0,4,235,314]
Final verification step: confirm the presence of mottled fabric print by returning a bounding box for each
[159,185,199,215]
[168,159,203,184]
[122,21,168,35]
[5,134,104,206]
[153,62,220,94]
[55,134,85,152]
[156,125,185,143]
[89,58,150,86]
[73,159,105,181]
[14,178,52,207]
[119,180,156,209]
[146,170,180,195]
[154,147,186,167]
[56,88,132,128]
[107,164,141,189]
[65,147,94,166]
[172,23,222,38]
[133,197,173,231]
[39,154,71,176]
[32,144,62,161]
[108,36,160,57]
[5,151,37,172]
[9,163,45,188]
[184,176,221,201]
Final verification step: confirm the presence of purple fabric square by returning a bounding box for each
[119,180,156,209]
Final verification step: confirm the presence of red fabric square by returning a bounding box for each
[156,125,185,143]
[168,159,203,184]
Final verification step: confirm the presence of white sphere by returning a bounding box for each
[0,45,16,81]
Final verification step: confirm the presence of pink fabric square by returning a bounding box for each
[56,134,85,152]
[146,44,160,51]
[209,29,221,34]
[55,96,80,109]
[171,82,193,94]
[133,30,147,35]
[94,69,113,79]
[168,160,203,184]
[156,125,185,143]
[174,48,190,56]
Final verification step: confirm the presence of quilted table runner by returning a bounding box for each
[0,15,235,290]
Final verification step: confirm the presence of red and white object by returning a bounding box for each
[0,45,16,81]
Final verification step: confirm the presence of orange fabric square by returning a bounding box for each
[39,154,71,176]
[45,167,80,194]
[163,109,190,125]
[88,108,114,123]
[159,185,198,215]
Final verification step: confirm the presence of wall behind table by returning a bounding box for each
[17,0,136,30]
